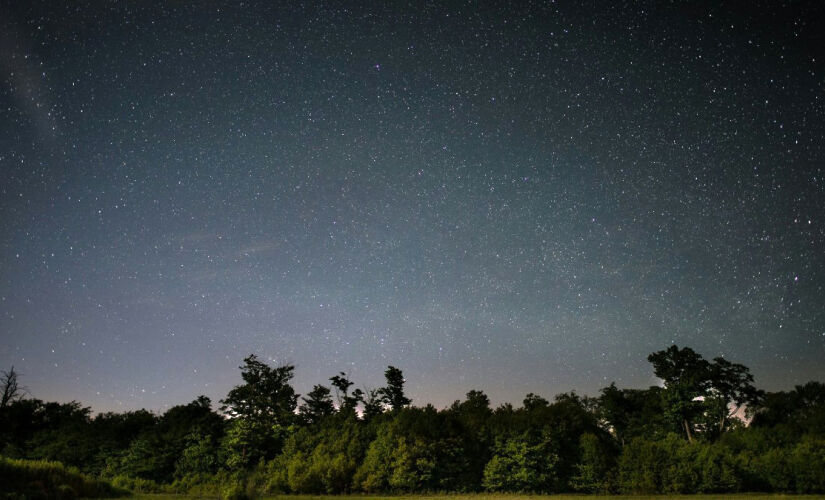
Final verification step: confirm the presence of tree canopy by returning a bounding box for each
[1,347,824,496]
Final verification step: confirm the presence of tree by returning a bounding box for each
[378,366,411,411]
[354,406,469,492]
[523,393,549,411]
[220,355,298,465]
[598,383,632,446]
[450,390,492,436]
[482,428,560,492]
[330,373,353,404]
[175,431,220,477]
[220,355,298,426]
[221,417,262,470]
[299,385,335,425]
[26,401,95,469]
[361,388,385,420]
[330,372,362,413]
[597,384,669,445]
[705,357,762,436]
[648,346,761,442]
[750,381,825,433]
[572,433,614,493]
[1,366,24,408]
[648,346,710,442]
[101,396,223,482]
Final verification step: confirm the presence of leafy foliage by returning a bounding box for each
[0,456,127,498]
[482,428,560,492]
[220,355,298,427]
[298,384,335,425]
[1,349,825,495]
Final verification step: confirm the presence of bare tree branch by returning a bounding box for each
[1,366,25,408]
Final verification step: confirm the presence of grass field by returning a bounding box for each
[120,495,825,500]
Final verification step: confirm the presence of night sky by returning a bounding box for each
[1,1,824,413]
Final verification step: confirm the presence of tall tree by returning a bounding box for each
[523,393,550,411]
[705,357,762,436]
[647,345,710,442]
[597,383,633,446]
[220,355,298,465]
[378,366,411,411]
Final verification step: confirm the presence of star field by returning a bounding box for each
[1,1,824,412]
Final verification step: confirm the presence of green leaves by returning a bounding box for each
[3,347,825,495]
[482,428,560,492]
[220,355,298,428]
[648,345,760,441]
[219,355,299,467]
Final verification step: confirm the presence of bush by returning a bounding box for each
[270,417,371,493]
[218,470,260,500]
[220,482,249,500]
[790,436,825,493]
[617,435,671,493]
[481,428,560,492]
[169,471,221,495]
[57,484,77,500]
[694,441,739,492]
[0,456,127,498]
[109,474,167,494]
[617,434,740,494]
[572,432,615,493]
[752,446,794,491]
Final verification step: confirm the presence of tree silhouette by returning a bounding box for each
[220,355,298,425]
[705,357,762,436]
[647,345,710,442]
[330,372,363,413]
[378,365,411,411]
[1,366,24,408]
[299,384,335,424]
[361,387,385,419]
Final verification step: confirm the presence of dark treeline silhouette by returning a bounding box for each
[2,347,825,497]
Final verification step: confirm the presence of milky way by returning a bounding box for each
[1,1,823,412]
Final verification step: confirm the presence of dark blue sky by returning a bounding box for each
[1,1,823,413]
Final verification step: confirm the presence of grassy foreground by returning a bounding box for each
[121,495,825,500]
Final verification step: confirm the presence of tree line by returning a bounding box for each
[1,346,824,497]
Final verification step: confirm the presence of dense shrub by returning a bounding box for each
[264,415,373,493]
[789,436,825,493]
[617,434,740,494]
[0,456,127,498]
[571,432,615,493]
[482,428,560,492]
[108,474,167,494]
[694,441,739,492]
